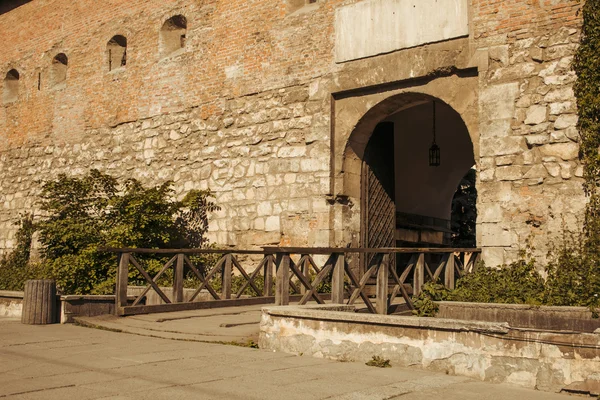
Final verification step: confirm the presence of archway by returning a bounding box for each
[345,93,476,252]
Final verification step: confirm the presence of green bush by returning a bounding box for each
[0,170,219,294]
[413,246,599,317]
[0,215,51,291]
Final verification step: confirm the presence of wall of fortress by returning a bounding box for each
[0,0,585,266]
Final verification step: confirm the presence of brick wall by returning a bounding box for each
[0,0,587,265]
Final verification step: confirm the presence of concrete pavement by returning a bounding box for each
[0,317,579,400]
[74,304,263,344]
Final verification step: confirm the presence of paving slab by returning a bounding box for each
[74,304,263,344]
[1,317,581,400]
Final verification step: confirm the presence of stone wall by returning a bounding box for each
[473,0,584,264]
[260,304,600,395]
[0,0,587,266]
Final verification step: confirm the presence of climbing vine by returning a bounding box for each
[573,0,600,247]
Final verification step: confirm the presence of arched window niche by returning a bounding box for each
[160,15,187,57]
[107,35,127,71]
[51,53,68,88]
[2,69,19,104]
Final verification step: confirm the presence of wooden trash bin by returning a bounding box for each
[21,280,57,324]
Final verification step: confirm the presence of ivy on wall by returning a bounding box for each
[573,0,600,248]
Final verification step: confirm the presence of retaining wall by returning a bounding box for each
[0,290,136,323]
[259,304,600,395]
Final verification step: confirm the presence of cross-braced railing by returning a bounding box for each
[104,247,481,316]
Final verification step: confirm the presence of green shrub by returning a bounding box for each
[0,215,51,291]
[413,248,599,317]
[0,170,219,294]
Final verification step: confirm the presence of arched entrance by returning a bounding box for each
[344,93,475,254]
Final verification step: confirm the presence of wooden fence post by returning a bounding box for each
[300,255,308,295]
[445,254,455,290]
[413,253,425,296]
[116,252,130,312]
[376,254,389,315]
[223,254,233,300]
[173,253,185,303]
[264,255,274,297]
[331,253,345,304]
[21,280,57,324]
[275,254,290,306]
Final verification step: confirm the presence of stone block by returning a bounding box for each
[489,45,509,66]
[480,137,527,157]
[539,142,579,160]
[479,204,503,223]
[523,164,547,180]
[495,166,523,181]
[265,216,281,232]
[549,101,576,115]
[525,134,550,146]
[524,105,547,125]
[544,87,574,103]
[554,114,578,130]
[480,83,519,137]
[480,224,515,248]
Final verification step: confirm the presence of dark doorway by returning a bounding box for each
[360,121,396,252]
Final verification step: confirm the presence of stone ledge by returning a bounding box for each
[262,304,511,334]
[438,301,592,313]
[0,290,24,299]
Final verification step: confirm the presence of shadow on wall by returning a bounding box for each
[0,0,32,15]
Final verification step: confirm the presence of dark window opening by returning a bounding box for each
[107,35,127,71]
[51,53,68,88]
[160,15,187,57]
[3,69,19,104]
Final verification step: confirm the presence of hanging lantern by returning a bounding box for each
[429,101,441,167]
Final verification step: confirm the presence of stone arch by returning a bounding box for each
[2,69,19,104]
[107,35,127,71]
[159,14,187,57]
[334,75,479,249]
[50,53,68,88]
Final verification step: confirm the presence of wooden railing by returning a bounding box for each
[104,247,481,316]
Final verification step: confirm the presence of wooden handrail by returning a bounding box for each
[109,247,481,317]
[102,247,481,255]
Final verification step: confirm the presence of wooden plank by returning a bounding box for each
[260,247,482,254]
[299,255,308,295]
[119,294,335,316]
[275,254,290,306]
[424,261,434,281]
[222,254,233,300]
[305,255,322,274]
[388,263,414,310]
[173,254,184,303]
[132,255,177,306]
[377,254,389,315]
[398,254,417,283]
[343,260,377,314]
[413,253,425,297]
[102,247,482,255]
[116,253,130,309]
[129,255,171,304]
[331,254,345,304]
[445,254,455,290]
[189,256,226,301]
[264,255,274,297]
[298,254,335,305]
[288,257,324,304]
[433,254,449,282]
[348,261,379,305]
[231,255,263,297]
[235,256,268,298]
[183,255,220,300]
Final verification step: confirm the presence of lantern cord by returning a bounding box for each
[432,101,436,144]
